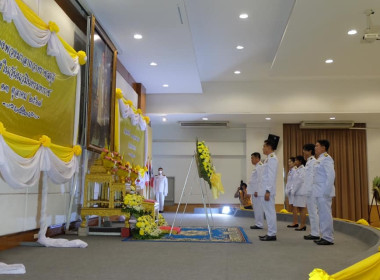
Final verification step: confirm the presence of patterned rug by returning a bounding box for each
[123,226,251,243]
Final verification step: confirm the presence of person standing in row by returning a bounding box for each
[302,144,320,241]
[247,152,264,229]
[313,140,335,245]
[285,157,298,228]
[291,155,307,231]
[259,140,278,241]
[153,167,168,213]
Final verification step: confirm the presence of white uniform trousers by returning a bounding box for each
[316,196,334,242]
[306,195,319,237]
[252,196,264,228]
[260,195,277,236]
[156,192,165,211]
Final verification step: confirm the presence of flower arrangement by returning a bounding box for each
[158,214,168,226]
[134,215,163,239]
[196,139,225,199]
[122,193,145,217]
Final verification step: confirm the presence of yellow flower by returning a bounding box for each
[73,145,82,156]
[77,51,87,65]
[139,229,145,235]
[143,116,150,124]
[0,122,6,135]
[39,135,51,147]
[123,100,133,106]
[48,21,59,33]
[136,109,142,115]
[356,219,369,226]
[115,88,123,99]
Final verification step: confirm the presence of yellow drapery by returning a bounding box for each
[0,122,81,161]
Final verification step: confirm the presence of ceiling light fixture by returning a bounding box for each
[202,117,208,121]
[162,84,169,87]
[162,117,167,122]
[239,13,248,19]
[236,45,244,50]
[234,70,241,74]
[133,34,143,39]
[329,117,336,120]
[347,29,357,35]
[265,117,271,120]
[150,62,157,66]
[325,59,334,64]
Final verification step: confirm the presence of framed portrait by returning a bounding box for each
[87,15,117,153]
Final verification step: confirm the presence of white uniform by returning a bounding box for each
[153,175,168,211]
[247,162,264,228]
[259,152,278,237]
[292,165,307,207]
[304,156,319,237]
[285,167,296,205]
[312,153,335,242]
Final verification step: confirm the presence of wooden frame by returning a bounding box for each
[87,15,117,153]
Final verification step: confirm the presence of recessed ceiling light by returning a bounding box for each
[133,34,143,39]
[265,117,271,120]
[162,117,167,122]
[234,70,241,74]
[347,29,357,35]
[325,59,334,64]
[236,45,244,50]
[162,84,169,87]
[329,117,336,120]
[239,13,248,19]
[150,62,157,66]
[202,117,208,121]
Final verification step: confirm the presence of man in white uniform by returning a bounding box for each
[302,143,320,241]
[247,152,264,229]
[153,167,168,213]
[312,140,335,245]
[259,140,278,241]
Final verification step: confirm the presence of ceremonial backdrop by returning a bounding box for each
[0,13,76,147]
[119,117,145,166]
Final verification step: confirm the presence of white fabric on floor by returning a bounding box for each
[0,262,26,274]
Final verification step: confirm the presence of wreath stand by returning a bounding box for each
[169,153,214,239]
[368,194,380,224]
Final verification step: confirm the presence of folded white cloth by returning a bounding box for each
[0,262,26,274]
[38,236,88,248]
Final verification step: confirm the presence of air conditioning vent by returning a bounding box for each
[300,121,354,129]
[179,121,229,128]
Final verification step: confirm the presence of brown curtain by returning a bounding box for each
[283,123,369,221]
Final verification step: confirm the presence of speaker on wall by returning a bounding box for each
[267,134,280,150]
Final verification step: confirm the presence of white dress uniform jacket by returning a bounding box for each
[259,153,278,196]
[312,153,335,198]
[304,156,316,196]
[247,162,264,195]
[292,165,305,196]
[153,175,168,196]
[285,168,296,198]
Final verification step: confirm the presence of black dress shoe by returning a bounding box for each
[260,235,277,241]
[314,238,334,245]
[295,226,307,231]
[250,225,263,229]
[259,235,267,239]
[287,224,299,228]
[304,234,320,240]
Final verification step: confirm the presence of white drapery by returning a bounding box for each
[0,0,81,76]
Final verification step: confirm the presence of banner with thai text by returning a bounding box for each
[119,117,145,167]
[0,14,76,146]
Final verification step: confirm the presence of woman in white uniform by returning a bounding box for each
[286,157,298,228]
[292,155,307,231]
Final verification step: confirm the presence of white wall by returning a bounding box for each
[0,0,82,236]
[152,125,246,204]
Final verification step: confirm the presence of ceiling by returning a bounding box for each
[78,0,380,126]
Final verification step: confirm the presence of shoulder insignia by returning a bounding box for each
[259,162,263,165]
[270,154,274,157]
[324,153,328,157]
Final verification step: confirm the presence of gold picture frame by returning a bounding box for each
[87,15,117,153]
